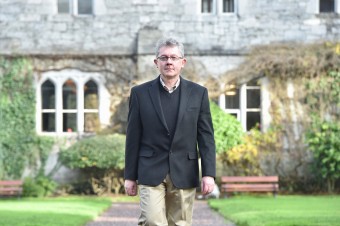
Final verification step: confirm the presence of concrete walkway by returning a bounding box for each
[86,200,235,226]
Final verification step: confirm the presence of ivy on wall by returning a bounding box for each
[220,42,340,192]
[0,57,53,180]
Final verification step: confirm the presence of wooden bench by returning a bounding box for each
[220,176,279,197]
[0,180,23,198]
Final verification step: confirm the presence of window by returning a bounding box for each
[37,70,110,135]
[202,0,213,13]
[41,80,56,132]
[58,0,70,13]
[84,80,99,132]
[223,0,234,13]
[200,0,236,14]
[317,0,340,13]
[58,0,93,15]
[219,79,262,131]
[320,0,335,12]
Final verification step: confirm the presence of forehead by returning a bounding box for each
[158,46,181,56]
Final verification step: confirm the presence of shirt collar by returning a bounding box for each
[160,76,180,93]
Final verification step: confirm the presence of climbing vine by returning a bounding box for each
[220,42,340,192]
[0,57,53,180]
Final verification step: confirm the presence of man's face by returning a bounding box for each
[154,46,186,79]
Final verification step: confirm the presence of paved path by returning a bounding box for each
[86,200,235,226]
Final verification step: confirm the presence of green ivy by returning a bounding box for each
[305,71,340,193]
[210,101,244,154]
[0,57,53,180]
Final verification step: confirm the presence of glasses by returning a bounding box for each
[157,56,183,62]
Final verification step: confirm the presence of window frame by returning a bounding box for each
[199,0,237,15]
[58,0,94,16]
[219,79,264,132]
[36,69,110,136]
[317,0,340,13]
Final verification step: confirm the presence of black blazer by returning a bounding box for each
[124,76,216,189]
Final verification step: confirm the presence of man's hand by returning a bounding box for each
[124,180,138,196]
[201,176,215,195]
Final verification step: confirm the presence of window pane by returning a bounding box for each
[246,112,260,131]
[225,89,240,109]
[63,79,77,109]
[42,113,55,132]
[320,0,335,12]
[247,89,260,108]
[202,0,212,13]
[78,0,93,15]
[84,113,99,132]
[223,0,234,13]
[63,113,77,132]
[228,113,238,118]
[58,0,70,13]
[84,80,98,109]
[42,80,55,109]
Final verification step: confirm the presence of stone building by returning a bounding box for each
[1,0,339,182]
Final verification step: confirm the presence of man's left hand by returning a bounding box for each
[201,176,215,195]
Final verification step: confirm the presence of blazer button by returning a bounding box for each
[167,133,170,136]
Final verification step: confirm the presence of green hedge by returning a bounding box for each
[210,101,244,154]
[59,134,125,195]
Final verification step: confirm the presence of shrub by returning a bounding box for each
[59,134,125,195]
[306,119,340,193]
[23,175,57,197]
[210,101,244,154]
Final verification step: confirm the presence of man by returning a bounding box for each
[124,37,216,226]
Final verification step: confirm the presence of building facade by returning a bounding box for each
[1,0,339,181]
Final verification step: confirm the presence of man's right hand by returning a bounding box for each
[124,180,138,196]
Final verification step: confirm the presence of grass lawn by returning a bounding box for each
[0,196,112,226]
[209,195,340,226]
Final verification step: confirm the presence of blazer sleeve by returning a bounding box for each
[197,88,216,178]
[124,88,142,181]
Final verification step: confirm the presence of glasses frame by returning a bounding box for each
[157,56,184,62]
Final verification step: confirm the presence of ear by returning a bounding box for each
[181,58,187,68]
[154,59,158,66]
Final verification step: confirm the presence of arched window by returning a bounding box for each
[41,80,56,132]
[37,70,110,135]
[84,80,99,132]
[62,79,77,132]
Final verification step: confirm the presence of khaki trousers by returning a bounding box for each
[138,174,196,226]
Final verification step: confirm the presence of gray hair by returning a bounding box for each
[155,37,185,57]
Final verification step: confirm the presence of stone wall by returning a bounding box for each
[1,0,339,56]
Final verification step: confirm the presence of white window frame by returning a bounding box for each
[219,78,269,132]
[58,0,94,15]
[315,0,340,13]
[199,0,238,15]
[36,69,110,136]
[217,0,238,15]
[199,0,217,14]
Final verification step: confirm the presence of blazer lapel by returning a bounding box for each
[148,77,169,132]
[173,77,192,138]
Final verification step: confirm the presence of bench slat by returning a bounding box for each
[221,184,279,192]
[221,176,278,183]
[0,180,23,186]
[220,176,279,197]
[0,187,23,192]
[0,180,23,197]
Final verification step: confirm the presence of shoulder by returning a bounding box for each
[181,77,207,92]
[131,78,157,93]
